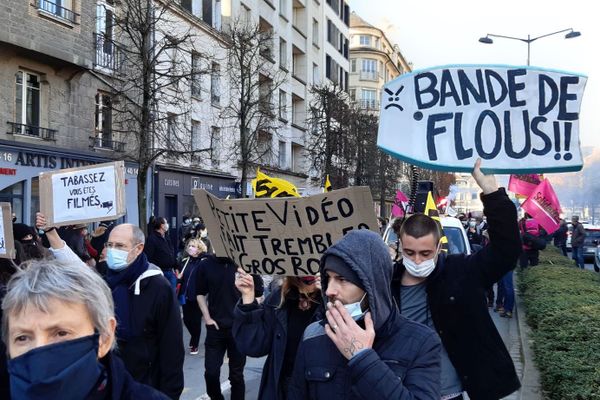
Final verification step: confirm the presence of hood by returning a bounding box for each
[320,229,394,331]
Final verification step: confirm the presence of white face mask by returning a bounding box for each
[200,229,208,238]
[163,223,169,232]
[402,245,440,278]
[343,293,368,320]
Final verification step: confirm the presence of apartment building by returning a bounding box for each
[348,11,411,112]
[0,0,140,225]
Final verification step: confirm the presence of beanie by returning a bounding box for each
[323,255,364,290]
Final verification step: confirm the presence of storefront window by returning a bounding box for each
[0,181,24,222]
[183,195,200,219]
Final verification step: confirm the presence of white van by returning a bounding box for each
[382,216,472,257]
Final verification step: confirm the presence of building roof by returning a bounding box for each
[350,11,375,29]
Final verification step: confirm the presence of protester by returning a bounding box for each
[0,257,18,399]
[233,272,323,400]
[519,214,542,268]
[571,215,586,269]
[90,220,116,261]
[390,159,522,400]
[12,223,46,261]
[178,215,193,254]
[105,222,184,399]
[196,255,263,400]
[288,229,442,400]
[61,224,94,266]
[178,238,209,355]
[1,248,170,399]
[467,218,482,247]
[145,217,178,289]
[197,223,214,255]
[551,219,569,257]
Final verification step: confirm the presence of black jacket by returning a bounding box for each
[289,230,442,400]
[99,352,170,399]
[113,265,184,399]
[145,231,177,271]
[392,188,522,400]
[233,287,323,400]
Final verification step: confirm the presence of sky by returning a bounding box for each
[350,0,599,214]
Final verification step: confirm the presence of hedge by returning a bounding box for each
[518,247,600,399]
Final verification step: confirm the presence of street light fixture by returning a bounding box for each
[478,28,581,65]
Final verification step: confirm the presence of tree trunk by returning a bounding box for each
[137,167,149,236]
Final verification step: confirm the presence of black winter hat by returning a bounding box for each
[13,223,33,241]
[323,255,364,290]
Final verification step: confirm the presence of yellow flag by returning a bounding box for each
[324,175,332,193]
[424,191,449,250]
[251,169,301,198]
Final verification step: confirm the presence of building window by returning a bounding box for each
[94,92,113,147]
[351,59,356,72]
[191,53,201,98]
[312,18,319,46]
[360,58,377,81]
[259,18,274,61]
[279,0,287,18]
[210,126,221,167]
[38,0,78,23]
[210,62,220,105]
[191,120,202,151]
[95,0,121,72]
[15,71,41,130]
[278,140,286,169]
[167,114,176,148]
[292,94,305,127]
[349,89,355,101]
[292,45,306,83]
[312,63,319,85]
[279,38,287,69]
[279,90,287,121]
[257,131,273,165]
[359,35,371,46]
[361,89,377,109]
[291,143,303,173]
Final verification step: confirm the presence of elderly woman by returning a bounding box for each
[1,242,169,399]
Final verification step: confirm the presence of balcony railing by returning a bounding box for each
[359,99,379,110]
[37,0,79,24]
[90,136,125,152]
[94,33,124,72]
[7,122,57,140]
[359,70,379,81]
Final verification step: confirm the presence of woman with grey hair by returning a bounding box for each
[2,252,169,399]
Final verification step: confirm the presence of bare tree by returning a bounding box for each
[307,84,354,188]
[219,18,286,197]
[100,0,212,232]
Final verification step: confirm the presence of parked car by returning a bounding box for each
[594,244,600,272]
[583,226,600,262]
[382,216,472,258]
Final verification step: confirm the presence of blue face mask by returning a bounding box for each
[107,248,130,271]
[344,293,368,320]
[8,333,103,400]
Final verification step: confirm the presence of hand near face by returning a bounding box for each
[324,301,375,360]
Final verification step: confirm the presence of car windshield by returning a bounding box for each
[584,230,600,245]
[385,226,467,255]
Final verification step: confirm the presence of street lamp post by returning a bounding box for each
[478,28,581,66]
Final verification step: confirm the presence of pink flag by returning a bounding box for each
[508,174,543,198]
[391,190,409,218]
[521,179,562,234]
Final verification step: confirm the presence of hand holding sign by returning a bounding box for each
[471,158,499,195]
[235,267,256,304]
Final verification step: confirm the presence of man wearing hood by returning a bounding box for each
[391,159,522,400]
[104,223,184,399]
[288,229,442,400]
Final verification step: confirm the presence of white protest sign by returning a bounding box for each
[378,65,587,173]
[40,161,126,226]
[0,203,16,259]
[193,187,379,276]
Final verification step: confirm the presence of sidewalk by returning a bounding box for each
[489,280,542,400]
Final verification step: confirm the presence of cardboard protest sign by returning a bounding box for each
[508,174,544,198]
[0,203,16,259]
[378,65,587,173]
[193,187,378,276]
[521,179,562,234]
[40,161,126,226]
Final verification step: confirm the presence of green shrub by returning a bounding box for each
[518,247,600,399]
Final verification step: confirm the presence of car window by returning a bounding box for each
[584,230,600,245]
[384,225,467,255]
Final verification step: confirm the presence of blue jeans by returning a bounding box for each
[501,271,515,313]
[572,246,585,269]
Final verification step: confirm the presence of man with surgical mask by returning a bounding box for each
[288,229,442,400]
[104,223,184,399]
[391,159,522,400]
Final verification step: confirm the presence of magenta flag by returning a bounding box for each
[391,190,409,218]
[521,179,562,234]
[508,174,543,198]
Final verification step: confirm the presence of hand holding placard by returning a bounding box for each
[235,267,256,304]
